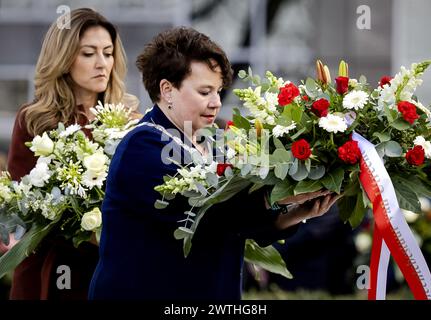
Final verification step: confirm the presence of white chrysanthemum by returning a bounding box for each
[318,114,347,133]
[272,123,296,138]
[28,162,51,187]
[59,124,81,138]
[343,90,369,110]
[414,136,431,158]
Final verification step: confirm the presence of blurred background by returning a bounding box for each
[1,0,431,299]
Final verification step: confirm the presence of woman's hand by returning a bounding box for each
[277,189,332,206]
[0,233,19,254]
[274,192,343,230]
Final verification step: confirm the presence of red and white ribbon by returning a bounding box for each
[352,132,431,300]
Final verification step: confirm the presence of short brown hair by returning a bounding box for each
[136,27,233,102]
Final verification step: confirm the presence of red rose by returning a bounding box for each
[335,76,349,95]
[397,101,419,124]
[291,139,312,160]
[379,75,392,88]
[406,145,425,166]
[225,120,235,129]
[301,95,309,101]
[278,83,300,106]
[311,98,330,117]
[338,140,362,164]
[216,163,233,176]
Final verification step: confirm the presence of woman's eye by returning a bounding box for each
[200,91,210,96]
[83,53,94,57]
[104,53,113,57]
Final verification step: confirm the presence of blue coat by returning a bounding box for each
[89,105,297,300]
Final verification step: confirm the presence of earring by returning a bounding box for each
[167,101,173,109]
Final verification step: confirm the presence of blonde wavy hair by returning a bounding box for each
[23,8,138,136]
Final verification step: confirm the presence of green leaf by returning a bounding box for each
[321,168,344,194]
[238,70,247,79]
[373,132,391,143]
[384,104,396,122]
[270,181,294,204]
[274,163,289,180]
[272,136,285,150]
[272,149,292,163]
[390,118,411,131]
[290,127,307,141]
[338,195,357,222]
[290,161,308,181]
[294,180,323,195]
[305,77,317,92]
[174,227,193,240]
[307,165,325,180]
[244,239,292,279]
[232,114,251,130]
[359,75,367,84]
[384,141,402,157]
[0,222,56,279]
[154,199,169,209]
[289,158,298,175]
[349,191,367,228]
[392,175,431,199]
[393,179,421,213]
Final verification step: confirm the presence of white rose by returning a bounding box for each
[81,207,102,231]
[30,132,54,156]
[83,153,107,174]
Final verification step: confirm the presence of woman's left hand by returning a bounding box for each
[275,193,343,230]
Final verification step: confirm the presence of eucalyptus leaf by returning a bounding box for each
[289,158,299,175]
[384,141,402,157]
[290,161,308,181]
[307,165,325,180]
[273,136,285,150]
[195,183,208,196]
[259,166,270,179]
[241,164,252,176]
[373,132,391,143]
[154,199,169,209]
[174,227,193,240]
[238,70,247,79]
[274,163,289,180]
[390,118,411,131]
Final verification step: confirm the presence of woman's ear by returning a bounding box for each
[159,79,173,103]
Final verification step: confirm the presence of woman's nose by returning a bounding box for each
[95,53,108,68]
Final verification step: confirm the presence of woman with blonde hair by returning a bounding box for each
[6,7,139,299]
